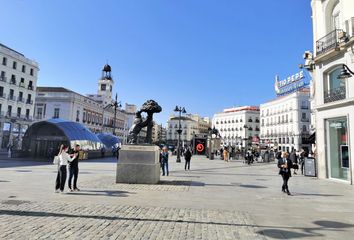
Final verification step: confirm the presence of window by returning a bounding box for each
[76,110,80,122]
[324,67,346,103]
[110,85,112,92]
[0,86,4,97]
[9,89,14,100]
[13,61,17,69]
[101,84,106,91]
[302,113,306,119]
[0,71,5,81]
[302,125,307,132]
[26,109,30,119]
[36,108,43,119]
[11,74,16,84]
[18,92,23,102]
[22,65,26,73]
[7,105,12,117]
[2,57,7,66]
[54,108,60,118]
[28,80,33,90]
[27,94,32,104]
[17,107,21,118]
[30,68,34,76]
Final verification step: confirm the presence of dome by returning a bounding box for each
[103,64,111,72]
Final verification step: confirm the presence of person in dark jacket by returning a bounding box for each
[160,146,169,176]
[289,149,298,175]
[184,148,192,171]
[68,144,81,191]
[278,152,293,195]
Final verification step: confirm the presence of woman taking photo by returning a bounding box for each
[55,145,77,193]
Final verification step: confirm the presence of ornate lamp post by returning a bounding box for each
[337,64,354,79]
[174,105,186,163]
[243,124,250,157]
[104,93,121,135]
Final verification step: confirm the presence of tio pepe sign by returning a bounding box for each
[274,70,309,96]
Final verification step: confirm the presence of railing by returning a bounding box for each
[8,95,16,101]
[10,80,16,85]
[0,76,6,82]
[301,105,309,109]
[19,82,26,88]
[301,118,310,122]
[0,92,6,98]
[316,29,342,56]
[28,85,34,90]
[324,86,346,103]
[17,97,25,103]
[26,99,33,104]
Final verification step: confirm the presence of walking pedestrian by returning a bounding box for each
[223,147,229,162]
[278,152,293,195]
[55,145,76,193]
[300,148,308,175]
[161,146,169,176]
[184,148,192,170]
[7,142,12,158]
[290,149,298,175]
[68,144,81,192]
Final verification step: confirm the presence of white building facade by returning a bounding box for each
[212,106,260,149]
[166,113,210,147]
[260,89,311,153]
[311,0,354,183]
[0,43,39,149]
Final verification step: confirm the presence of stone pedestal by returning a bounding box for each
[116,145,160,184]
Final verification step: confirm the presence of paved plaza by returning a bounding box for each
[1,156,354,239]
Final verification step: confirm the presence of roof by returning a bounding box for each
[37,87,73,93]
[0,43,24,56]
[45,118,102,142]
[96,133,121,148]
[169,116,195,121]
[262,87,310,105]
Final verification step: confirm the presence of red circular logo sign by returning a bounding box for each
[196,143,204,152]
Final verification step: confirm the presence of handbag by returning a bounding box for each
[53,155,60,165]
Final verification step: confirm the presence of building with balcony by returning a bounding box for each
[0,43,38,149]
[260,88,311,153]
[212,106,260,148]
[166,113,210,147]
[310,0,354,183]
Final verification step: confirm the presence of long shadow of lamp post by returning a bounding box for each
[174,106,186,163]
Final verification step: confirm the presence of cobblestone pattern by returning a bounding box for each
[0,200,265,240]
[80,176,191,192]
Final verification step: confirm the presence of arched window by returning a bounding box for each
[324,66,346,103]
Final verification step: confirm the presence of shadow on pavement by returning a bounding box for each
[159,180,205,187]
[294,193,343,197]
[259,220,354,239]
[66,190,132,197]
[0,159,51,168]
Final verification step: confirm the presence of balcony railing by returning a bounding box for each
[0,92,6,98]
[0,76,6,82]
[301,105,309,109]
[316,29,342,56]
[17,97,25,103]
[301,118,310,122]
[8,95,16,101]
[26,99,33,105]
[324,86,346,103]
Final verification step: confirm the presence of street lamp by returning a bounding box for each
[104,93,122,135]
[174,105,186,163]
[243,125,250,157]
[337,64,354,79]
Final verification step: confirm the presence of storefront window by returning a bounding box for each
[326,117,349,181]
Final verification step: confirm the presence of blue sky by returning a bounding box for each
[0,0,313,124]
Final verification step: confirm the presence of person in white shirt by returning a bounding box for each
[55,145,77,193]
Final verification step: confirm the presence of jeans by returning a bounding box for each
[161,160,169,175]
[68,165,79,189]
[185,160,190,170]
[281,173,290,192]
[55,165,67,191]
